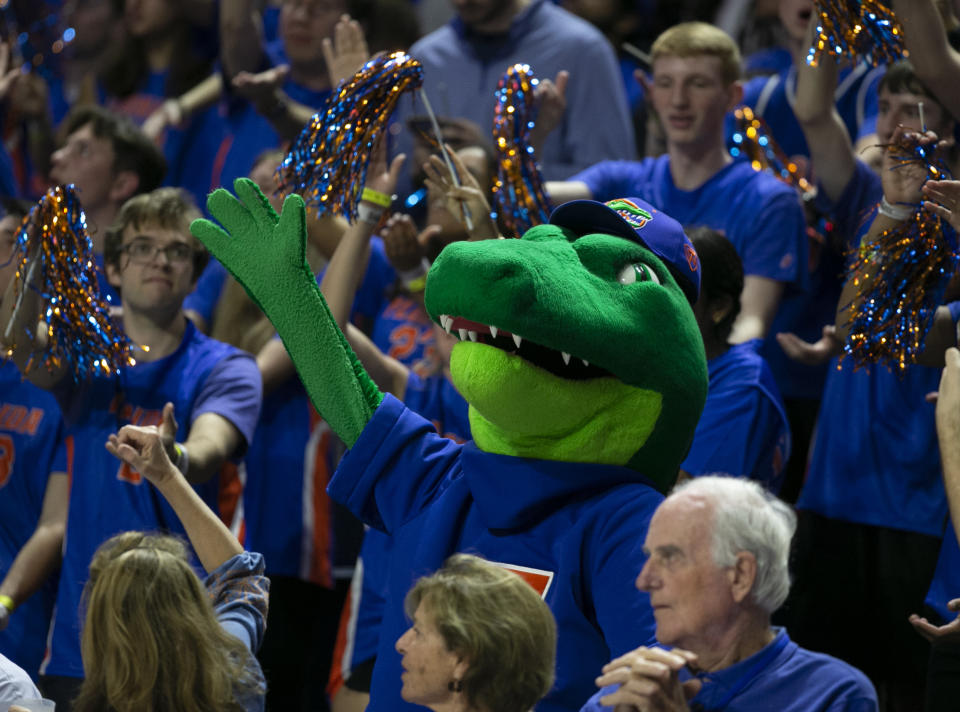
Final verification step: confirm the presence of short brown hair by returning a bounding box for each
[404,554,557,712]
[651,22,742,85]
[104,187,208,279]
[61,105,166,195]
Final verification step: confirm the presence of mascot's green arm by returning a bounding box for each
[190,179,383,448]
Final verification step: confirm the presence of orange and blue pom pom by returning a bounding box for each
[7,185,133,379]
[491,64,553,237]
[277,51,423,222]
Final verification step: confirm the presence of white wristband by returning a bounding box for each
[357,202,385,226]
[878,197,914,221]
[396,258,431,284]
[173,443,189,476]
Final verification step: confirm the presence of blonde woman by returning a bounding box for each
[396,554,557,712]
[70,415,269,712]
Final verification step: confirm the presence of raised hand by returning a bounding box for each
[105,406,180,489]
[882,126,941,209]
[529,70,569,153]
[423,145,497,240]
[365,140,406,199]
[191,179,382,447]
[776,325,842,366]
[923,179,960,232]
[322,14,370,88]
[910,598,960,642]
[381,214,440,272]
[232,64,291,117]
[192,178,312,311]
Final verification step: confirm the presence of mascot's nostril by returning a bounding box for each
[494,260,524,283]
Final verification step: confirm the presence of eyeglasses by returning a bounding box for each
[282,0,342,18]
[120,239,193,265]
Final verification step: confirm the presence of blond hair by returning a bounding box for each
[74,532,259,712]
[405,554,557,712]
[651,22,741,85]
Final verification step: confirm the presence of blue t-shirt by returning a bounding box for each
[582,628,877,712]
[42,322,262,678]
[731,62,882,161]
[0,362,67,678]
[681,340,791,493]
[797,163,948,536]
[572,156,808,289]
[329,394,663,712]
[371,295,440,378]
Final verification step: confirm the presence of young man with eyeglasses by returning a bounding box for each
[0,187,262,711]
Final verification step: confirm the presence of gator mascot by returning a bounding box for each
[192,183,708,712]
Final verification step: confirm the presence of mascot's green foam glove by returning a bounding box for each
[190,178,382,447]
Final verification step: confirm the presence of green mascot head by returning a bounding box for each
[424,197,708,493]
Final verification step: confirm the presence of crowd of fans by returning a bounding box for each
[0,0,959,710]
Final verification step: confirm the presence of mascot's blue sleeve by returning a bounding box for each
[328,394,464,533]
[584,483,661,654]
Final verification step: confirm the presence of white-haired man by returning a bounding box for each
[581,476,877,711]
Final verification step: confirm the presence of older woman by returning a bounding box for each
[396,554,557,712]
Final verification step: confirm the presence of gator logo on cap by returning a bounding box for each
[605,199,652,230]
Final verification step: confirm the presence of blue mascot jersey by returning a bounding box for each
[328,394,663,712]
[329,373,470,689]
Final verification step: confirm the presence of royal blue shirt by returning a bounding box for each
[329,394,663,712]
[797,162,947,536]
[0,362,67,678]
[43,322,262,678]
[732,63,882,160]
[682,340,791,493]
[583,628,877,712]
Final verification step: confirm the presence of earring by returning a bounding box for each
[448,679,463,692]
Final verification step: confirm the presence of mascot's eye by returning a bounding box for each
[617,263,661,286]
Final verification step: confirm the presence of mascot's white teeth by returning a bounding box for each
[439,314,609,379]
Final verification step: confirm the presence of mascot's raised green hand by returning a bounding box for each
[190,178,382,447]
